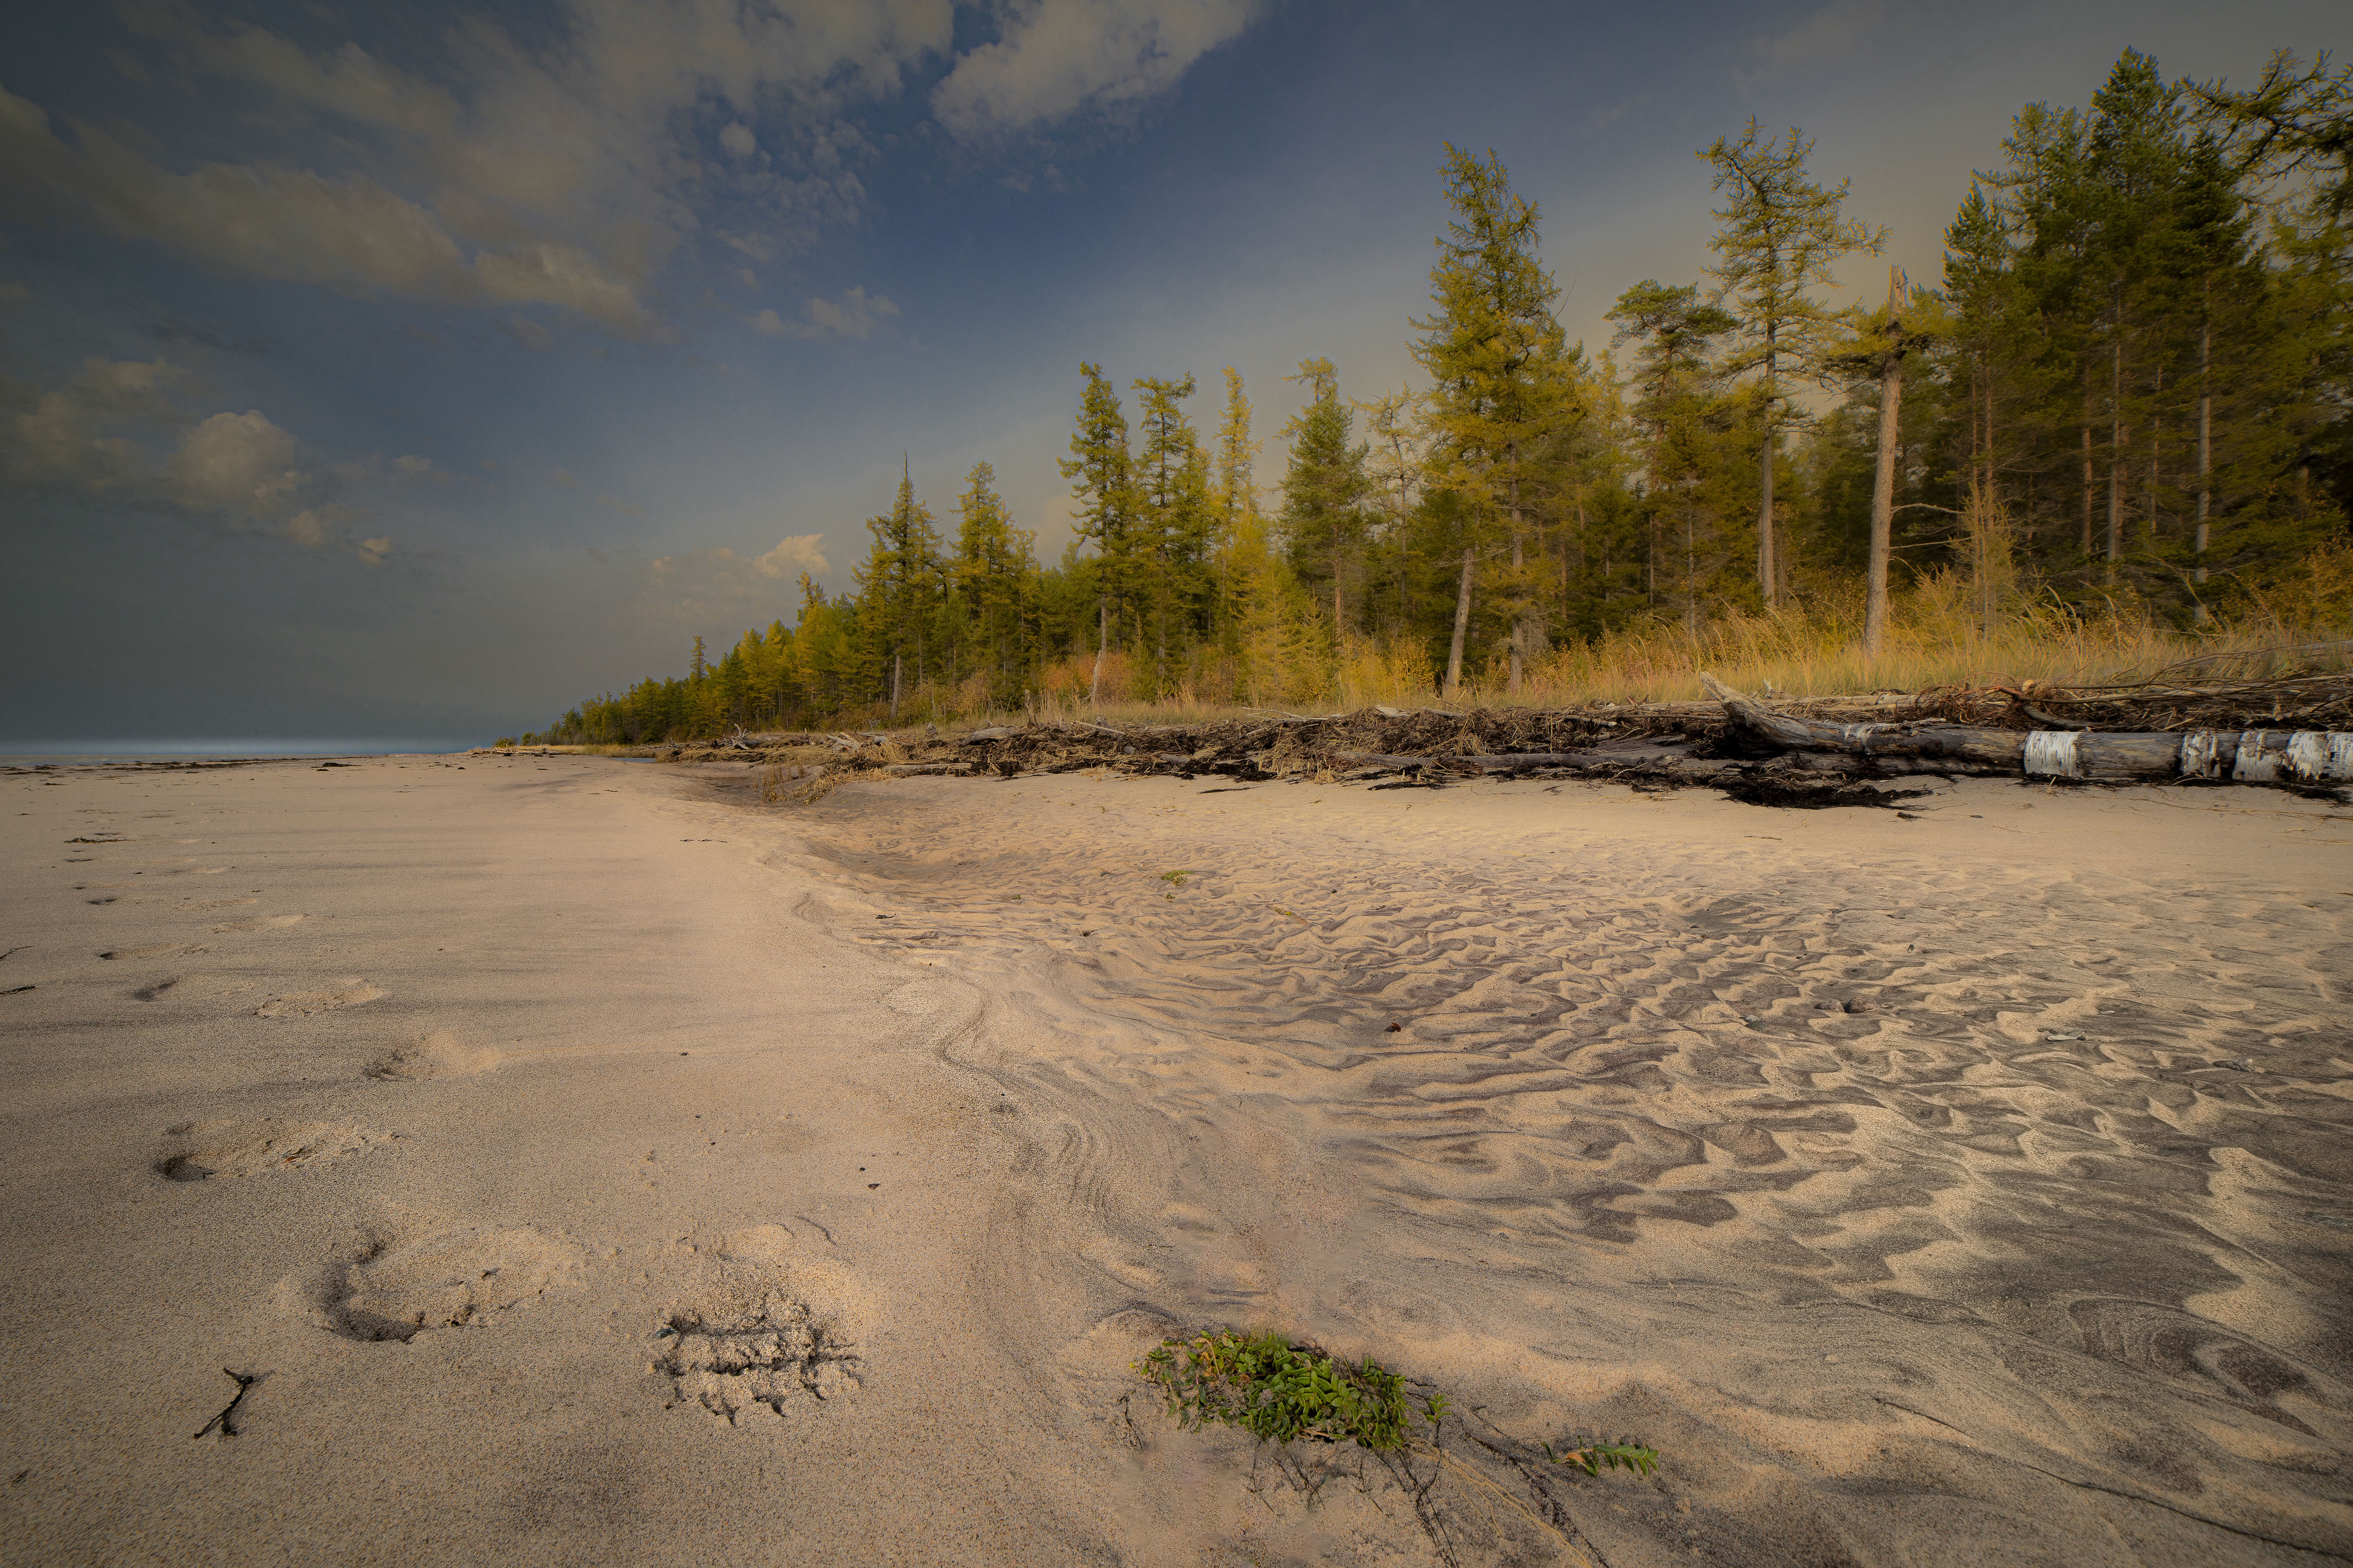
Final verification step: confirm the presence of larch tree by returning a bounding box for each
[1356,388,1423,638]
[1277,356,1373,644]
[1058,363,1134,706]
[1412,143,1575,695]
[1130,373,1213,697]
[1702,121,1884,606]
[1208,365,1263,643]
[1607,280,1739,630]
[853,460,945,719]
[1826,266,1938,651]
[952,460,1035,705]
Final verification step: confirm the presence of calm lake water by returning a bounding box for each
[1,739,477,764]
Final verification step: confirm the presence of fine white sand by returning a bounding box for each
[1,753,2348,1565]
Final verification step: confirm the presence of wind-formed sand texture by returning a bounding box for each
[1,751,2346,1566]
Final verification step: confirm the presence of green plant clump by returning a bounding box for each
[1138,1330,1414,1451]
[1542,1437,1661,1477]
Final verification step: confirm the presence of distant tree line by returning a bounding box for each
[521,50,2352,745]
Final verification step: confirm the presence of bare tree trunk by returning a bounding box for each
[1757,337,1778,606]
[1864,268,1905,657]
[1445,546,1474,696]
[891,651,902,721]
[1088,597,1106,707]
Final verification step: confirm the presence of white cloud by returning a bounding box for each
[3,356,389,562]
[752,285,900,340]
[932,0,1259,137]
[167,410,304,514]
[720,123,758,159]
[754,534,829,577]
[643,536,830,621]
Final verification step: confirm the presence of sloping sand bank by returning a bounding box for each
[2,756,2348,1565]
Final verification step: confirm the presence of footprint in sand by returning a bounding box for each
[322,1227,586,1342]
[255,980,385,1018]
[154,1118,392,1181]
[366,1030,500,1081]
[651,1227,872,1423]
[100,942,208,960]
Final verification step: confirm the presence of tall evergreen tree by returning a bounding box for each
[1702,122,1885,605]
[1130,373,1213,697]
[1058,363,1134,705]
[1607,281,1739,630]
[1412,144,1577,693]
[951,460,1035,706]
[853,460,944,718]
[1277,357,1373,643]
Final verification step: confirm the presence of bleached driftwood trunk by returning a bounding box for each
[1702,675,2353,785]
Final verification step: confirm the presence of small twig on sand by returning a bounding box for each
[192,1369,257,1440]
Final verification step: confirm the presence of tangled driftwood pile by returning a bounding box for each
[636,665,2353,808]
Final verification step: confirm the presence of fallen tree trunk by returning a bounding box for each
[1701,673,2353,784]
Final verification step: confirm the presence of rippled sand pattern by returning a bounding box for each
[776,775,2352,1561]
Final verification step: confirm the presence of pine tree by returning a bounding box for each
[1277,357,1373,647]
[1702,122,1885,605]
[853,460,945,719]
[1130,373,1213,698]
[952,460,1035,708]
[1058,363,1134,706]
[1607,281,1739,630]
[1412,144,1577,694]
[1208,366,1263,656]
[1355,388,1423,641]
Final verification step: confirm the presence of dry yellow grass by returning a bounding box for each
[923,570,2352,733]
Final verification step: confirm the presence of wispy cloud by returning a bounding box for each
[1739,0,1895,86]
[932,0,1262,136]
[751,286,900,340]
[1,2,959,339]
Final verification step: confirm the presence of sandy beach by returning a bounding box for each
[2,753,2348,1566]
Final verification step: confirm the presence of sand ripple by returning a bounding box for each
[777,777,2353,1558]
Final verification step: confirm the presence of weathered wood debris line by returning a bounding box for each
[622,667,2353,807]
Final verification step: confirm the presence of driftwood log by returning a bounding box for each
[1701,674,2353,785]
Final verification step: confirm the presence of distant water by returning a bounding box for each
[1,739,476,764]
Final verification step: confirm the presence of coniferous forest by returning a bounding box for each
[525,52,2353,746]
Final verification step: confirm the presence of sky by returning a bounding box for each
[2,0,2344,744]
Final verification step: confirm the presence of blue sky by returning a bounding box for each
[3,0,2342,742]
